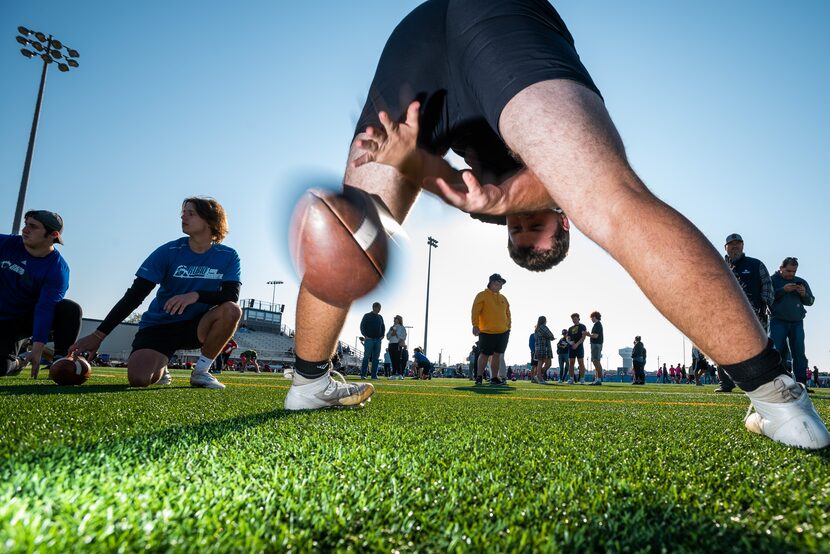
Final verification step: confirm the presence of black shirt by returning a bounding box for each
[590,321,603,345]
[567,323,586,344]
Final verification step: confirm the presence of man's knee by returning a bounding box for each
[54,298,83,320]
[217,301,242,322]
[127,368,153,387]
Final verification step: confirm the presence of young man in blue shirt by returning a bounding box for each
[71,197,242,389]
[1,210,82,378]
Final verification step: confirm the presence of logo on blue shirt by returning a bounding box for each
[172,265,224,279]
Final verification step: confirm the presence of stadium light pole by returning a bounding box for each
[423,236,438,355]
[267,280,283,305]
[12,27,80,234]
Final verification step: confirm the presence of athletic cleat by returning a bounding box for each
[284,371,374,410]
[744,374,830,450]
[4,357,22,377]
[190,371,225,389]
[156,368,172,385]
[283,369,295,380]
[714,386,734,393]
[590,380,602,386]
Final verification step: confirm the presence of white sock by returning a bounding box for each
[194,355,214,373]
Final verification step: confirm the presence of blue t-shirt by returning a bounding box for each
[414,351,431,365]
[137,237,242,329]
[0,234,70,343]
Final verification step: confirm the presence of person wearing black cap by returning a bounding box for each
[471,273,511,385]
[0,210,82,378]
[717,233,773,392]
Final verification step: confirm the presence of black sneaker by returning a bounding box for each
[714,386,734,393]
[475,376,483,385]
[490,378,506,386]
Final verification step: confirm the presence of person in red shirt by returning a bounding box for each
[213,337,237,373]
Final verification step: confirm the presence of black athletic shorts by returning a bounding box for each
[568,344,585,360]
[479,331,510,356]
[356,0,601,180]
[131,318,203,358]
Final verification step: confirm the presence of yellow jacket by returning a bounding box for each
[471,288,511,333]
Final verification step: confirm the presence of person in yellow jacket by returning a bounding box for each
[471,273,511,385]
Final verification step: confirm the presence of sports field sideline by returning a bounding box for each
[1,369,828,552]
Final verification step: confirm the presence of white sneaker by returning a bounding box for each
[284,371,374,410]
[744,374,830,450]
[156,368,172,385]
[190,371,225,389]
[566,378,574,385]
[283,370,295,380]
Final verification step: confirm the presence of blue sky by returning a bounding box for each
[2,1,828,371]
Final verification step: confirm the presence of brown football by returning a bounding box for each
[49,356,92,386]
[289,187,388,307]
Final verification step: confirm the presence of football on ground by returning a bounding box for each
[49,356,92,386]
[289,186,388,307]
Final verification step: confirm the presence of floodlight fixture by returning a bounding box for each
[11,27,81,234]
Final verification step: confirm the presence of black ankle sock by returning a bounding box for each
[720,339,788,392]
[295,356,331,380]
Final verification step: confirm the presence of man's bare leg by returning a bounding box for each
[568,358,575,382]
[499,80,765,365]
[500,79,828,449]
[477,353,489,379]
[592,359,603,381]
[196,302,242,358]
[287,136,421,410]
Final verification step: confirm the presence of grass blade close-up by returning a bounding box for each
[1,369,829,553]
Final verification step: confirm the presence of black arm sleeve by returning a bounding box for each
[197,281,241,306]
[97,277,156,335]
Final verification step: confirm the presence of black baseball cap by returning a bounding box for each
[489,273,506,285]
[725,233,743,244]
[26,210,64,244]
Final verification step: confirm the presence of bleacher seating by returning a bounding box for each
[180,328,363,367]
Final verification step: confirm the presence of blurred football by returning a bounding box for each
[290,186,388,307]
[49,356,92,386]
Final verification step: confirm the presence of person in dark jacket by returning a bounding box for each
[631,336,646,385]
[359,302,385,379]
[770,257,814,388]
[717,233,774,392]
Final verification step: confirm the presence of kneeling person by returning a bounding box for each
[71,197,241,388]
[1,211,82,378]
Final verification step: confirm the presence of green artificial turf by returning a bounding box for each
[1,369,829,553]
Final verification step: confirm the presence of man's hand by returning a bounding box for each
[164,291,199,315]
[352,101,422,183]
[70,333,104,360]
[23,352,41,379]
[795,284,807,296]
[429,168,556,216]
[472,326,480,337]
[429,171,508,215]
